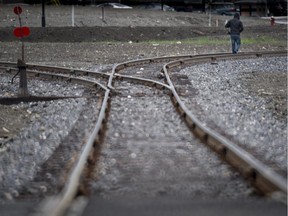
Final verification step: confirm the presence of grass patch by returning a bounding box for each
[146,36,286,46]
[242,36,286,45]
[147,37,228,45]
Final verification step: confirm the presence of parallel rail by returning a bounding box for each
[0,50,286,216]
[163,54,287,195]
[1,66,110,216]
[108,50,287,197]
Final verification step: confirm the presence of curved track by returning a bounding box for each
[0,50,286,216]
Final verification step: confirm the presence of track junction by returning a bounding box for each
[0,50,287,216]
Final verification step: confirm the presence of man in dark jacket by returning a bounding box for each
[225,13,244,54]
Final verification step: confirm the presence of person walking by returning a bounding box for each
[225,13,244,54]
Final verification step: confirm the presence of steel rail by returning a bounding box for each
[162,51,287,197]
[0,49,284,77]
[1,50,286,215]
[2,67,108,91]
[0,62,110,79]
[0,62,169,89]
[107,50,286,89]
[36,88,110,216]
[31,50,288,215]
[3,50,280,88]
[108,55,197,89]
[35,89,110,216]
[114,74,171,90]
[27,65,111,80]
[176,51,287,66]
[30,60,175,216]
[0,61,169,88]
[106,50,287,197]
[2,64,111,216]
[12,72,112,216]
[28,68,170,92]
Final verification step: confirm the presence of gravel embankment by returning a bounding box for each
[0,73,95,201]
[0,4,286,204]
[0,56,286,202]
[180,56,287,176]
[92,82,256,200]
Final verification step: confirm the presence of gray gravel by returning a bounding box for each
[0,72,88,201]
[0,56,286,203]
[1,56,286,202]
[0,4,286,205]
[91,81,257,200]
[180,56,287,176]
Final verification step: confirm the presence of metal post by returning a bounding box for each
[17,13,24,61]
[42,0,46,27]
[17,59,29,97]
[21,41,24,62]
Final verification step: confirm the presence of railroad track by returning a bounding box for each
[0,50,286,216]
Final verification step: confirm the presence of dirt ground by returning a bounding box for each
[0,5,287,42]
[0,6,287,147]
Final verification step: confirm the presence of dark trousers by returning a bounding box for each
[230,34,241,54]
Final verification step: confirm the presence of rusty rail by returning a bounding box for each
[107,50,287,197]
[0,50,286,216]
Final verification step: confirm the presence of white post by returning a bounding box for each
[209,11,211,27]
[72,5,74,27]
[208,0,211,27]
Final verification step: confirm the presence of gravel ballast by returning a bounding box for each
[0,55,286,203]
[180,56,287,176]
[0,4,286,204]
[0,73,93,201]
[92,82,256,200]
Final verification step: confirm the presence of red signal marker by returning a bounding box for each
[13,26,30,38]
[14,6,22,15]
